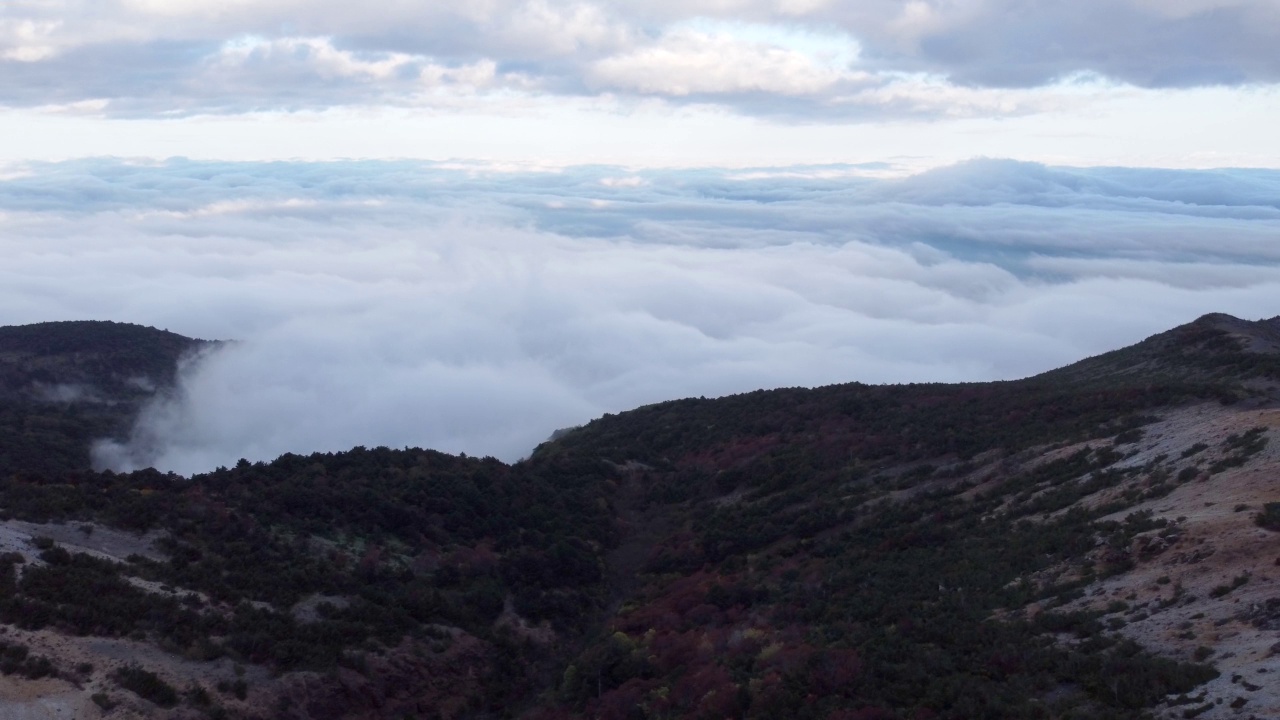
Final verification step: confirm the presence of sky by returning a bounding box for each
[2,0,1279,168]
[0,1,1277,473]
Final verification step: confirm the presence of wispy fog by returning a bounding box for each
[1,158,1276,474]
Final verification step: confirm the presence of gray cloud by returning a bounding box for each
[0,158,1276,473]
[2,1,1278,118]
[850,0,1280,88]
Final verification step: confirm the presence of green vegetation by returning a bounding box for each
[1035,315,1280,389]
[114,664,179,707]
[1209,574,1250,598]
[510,316,1280,718]
[539,417,1217,718]
[1256,502,1280,531]
[0,639,57,679]
[0,321,214,476]
[0,447,616,703]
[1114,428,1144,445]
[1209,427,1270,474]
[1180,443,1208,459]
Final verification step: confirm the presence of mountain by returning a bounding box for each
[1034,313,1280,388]
[0,321,216,477]
[0,314,1276,719]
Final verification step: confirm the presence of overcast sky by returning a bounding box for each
[1,0,1278,168]
[1,2,1277,472]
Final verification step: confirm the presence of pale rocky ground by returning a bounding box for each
[0,522,166,564]
[994,401,1280,720]
[1086,404,1279,720]
[0,673,96,720]
[0,623,272,719]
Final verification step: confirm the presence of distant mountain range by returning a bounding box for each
[0,314,1275,719]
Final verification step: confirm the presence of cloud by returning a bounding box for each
[627,0,1280,87]
[193,36,504,110]
[1,158,1277,473]
[842,0,1280,88]
[588,27,855,96]
[1,1,1278,119]
[0,18,63,62]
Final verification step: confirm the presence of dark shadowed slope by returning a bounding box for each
[1032,313,1280,388]
[0,320,214,476]
[0,320,212,395]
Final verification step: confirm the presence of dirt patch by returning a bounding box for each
[0,674,98,720]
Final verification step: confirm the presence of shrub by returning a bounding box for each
[1208,573,1250,599]
[114,664,179,707]
[1114,429,1144,445]
[1255,503,1280,532]
[1180,443,1208,459]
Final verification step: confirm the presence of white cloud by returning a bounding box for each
[210,36,418,81]
[589,25,864,96]
[172,36,508,111]
[0,19,63,62]
[501,0,633,56]
[600,175,647,187]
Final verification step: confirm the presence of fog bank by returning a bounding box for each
[0,159,1275,474]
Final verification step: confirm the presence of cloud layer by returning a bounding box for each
[2,1,1279,118]
[1,158,1277,473]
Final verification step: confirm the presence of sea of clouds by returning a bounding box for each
[1,157,1277,474]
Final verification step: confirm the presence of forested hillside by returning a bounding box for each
[0,314,1277,719]
[0,321,214,476]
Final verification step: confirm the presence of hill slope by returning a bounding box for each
[1034,313,1280,388]
[0,314,1277,719]
[0,321,215,476]
[528,312,1279,719]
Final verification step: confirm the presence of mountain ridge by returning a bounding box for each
[1029,312,1280,389]
[0,320,215,477]
[0,313,1275,720]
